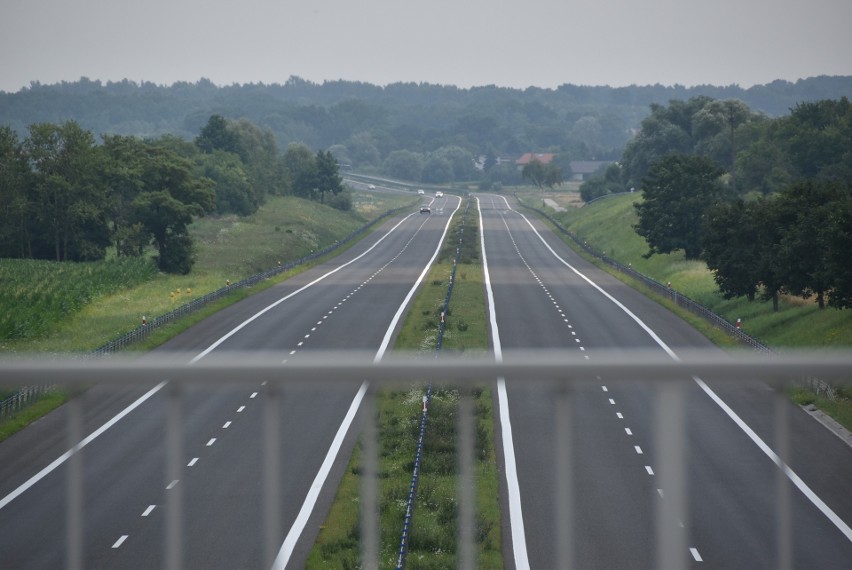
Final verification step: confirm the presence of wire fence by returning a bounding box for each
[0,205,409,419]
[517,198,841,399]
[395,198,470,569]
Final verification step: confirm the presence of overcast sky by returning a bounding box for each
[2,0,851,93]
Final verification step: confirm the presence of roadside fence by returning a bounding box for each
[517,199,840,398]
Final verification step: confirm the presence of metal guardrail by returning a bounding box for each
[0,384,54,421]
[1,351,851,569]
[92,205,410,357]
[517,199,770,352]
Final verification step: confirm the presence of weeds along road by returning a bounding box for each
[0,195,461,569]
[477,194,852,568]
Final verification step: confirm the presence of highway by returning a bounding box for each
[0,193,460,568]
[477,194,852,568]
[1,190,851,569]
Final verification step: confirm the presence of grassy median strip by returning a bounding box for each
[307,199,502,568]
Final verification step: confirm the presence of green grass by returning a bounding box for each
[516,189,852,430]
[0,194,414,355]
[307,200,501,569]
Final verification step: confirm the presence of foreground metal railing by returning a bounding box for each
[1,350,850,569]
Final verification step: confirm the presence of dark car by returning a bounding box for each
[420,205,431,214]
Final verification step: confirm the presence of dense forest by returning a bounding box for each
[1,75,851,175]
[1,75,851,306]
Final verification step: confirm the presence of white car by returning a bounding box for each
[435,191,443,197]
[368,184,376,189]
[417,189,425,195]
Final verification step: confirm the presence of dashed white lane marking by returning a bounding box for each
[166,480,179,490]
[646,466,655,475]
[250,392,258,399]
[609,398,616,405]
[223,421,232,429]
[602,386,608,392]
[141,505,155,517]
[690,547,703,561]
[634,446,644,455]
[112,535,128,549]
[187,458,199,467]
[625,428,633,435]
[617,412,624,419]
[657,489,665,498]
[206,438,216,447]
[237,405,245,413]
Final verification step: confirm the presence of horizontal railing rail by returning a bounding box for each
[1,351,851,570]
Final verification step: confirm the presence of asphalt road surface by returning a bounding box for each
[477,194,852,569]
[0,195,460,569]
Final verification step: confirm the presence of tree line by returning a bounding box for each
[3,76,851,189]
[608,97,852,309]
[0,115,345,273]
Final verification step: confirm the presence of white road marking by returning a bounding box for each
[690,547,703,561]
[237,406,245,413]
[112,535,128,549]
[250,392,258,399]
[142,505,155,517]
[206,438,216,447]
[625,428,633,435]
[166,480,179,490]
[602,386,608,392]
[187,458,199,467]
[617,412,624,419]
[223,421,231,429]
[635,446,643,455]
[646,466,655,475]
[0,381,167,512]
[274,197,463,569]
[476,196,530,570]
[609,398,616,405]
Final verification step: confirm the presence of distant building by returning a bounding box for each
[568,160,612,181]
[516,153,556,167]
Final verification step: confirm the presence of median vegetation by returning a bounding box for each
[307,199,502,568]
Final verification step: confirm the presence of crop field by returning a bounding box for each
[0,257,157,343]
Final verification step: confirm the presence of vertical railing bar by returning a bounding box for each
[774,382,793,570]
[264,381,283,569]
[165,382,183,570]
[66,394,83,570]
[656,384,687,569]
[457,390,475,570]
[555,384,574,569]
[360,387,379,570]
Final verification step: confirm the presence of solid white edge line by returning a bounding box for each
[478,196,531,569]
[502,195,852,546]
[274,196,463,569]
[0,381,167,512]
[0,214,419,513]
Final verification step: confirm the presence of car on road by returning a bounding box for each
[368,184,376,189]
[417,189,425,195]
[435,191,443,197]
[420,205,431,214]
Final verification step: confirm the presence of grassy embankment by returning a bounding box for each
[0,192,416,432]
[519,189,852,428]
[307,199,502,569]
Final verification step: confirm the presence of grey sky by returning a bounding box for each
[2,0,851,93]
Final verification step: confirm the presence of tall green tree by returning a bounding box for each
[131,147,215,273]
[634,154,727,260]
[0,126,32,258]
[314,150,344,204]
[24,121,109,261]
[702,199,762,301]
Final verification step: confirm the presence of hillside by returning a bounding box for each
[535,191,852,348]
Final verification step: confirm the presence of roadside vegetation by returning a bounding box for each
[307,199,501,569]
[517,188,852,431]
[0,191,415,427]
